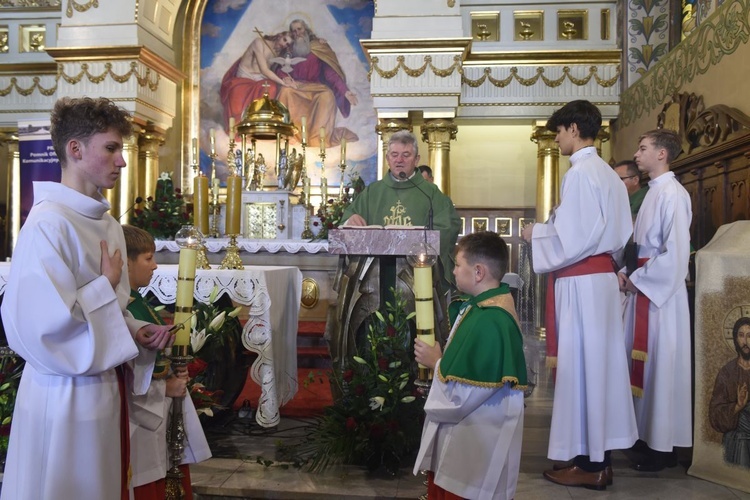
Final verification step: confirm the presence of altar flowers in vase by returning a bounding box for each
[131,172,191,240]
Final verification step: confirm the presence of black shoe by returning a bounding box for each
[631,451,678,472]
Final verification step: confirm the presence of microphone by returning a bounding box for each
[118,196,144,221]
[398,171,433,230]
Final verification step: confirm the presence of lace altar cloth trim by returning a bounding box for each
[155,239,328,254]
[140,268,282,427]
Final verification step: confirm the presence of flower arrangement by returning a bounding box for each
[131,172,191,240]
[0,348,24,464]
[185,286,244,417]
[312,172,365,240]
[306,289,424,474]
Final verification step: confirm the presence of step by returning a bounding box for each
[297,320,326,337]
[296,345,330,358]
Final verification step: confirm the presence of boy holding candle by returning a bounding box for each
[0,97,175,500]
[123,225,211,499]
[413,231,527,500]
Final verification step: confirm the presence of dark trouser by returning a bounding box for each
[573,451,611,472]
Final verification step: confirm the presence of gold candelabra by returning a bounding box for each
[164,344,193,500]
[338,158,347,200]
[319,150,327,214]
[219,234,244,270]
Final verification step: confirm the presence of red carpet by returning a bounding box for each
[232,368,333,417]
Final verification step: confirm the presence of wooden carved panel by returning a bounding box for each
[667,93,750,249]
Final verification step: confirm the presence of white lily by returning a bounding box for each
[208,284,219,304]
[369,396,385,411]
[228,306,243,318]
[208,311,226,332]
[159,172,171,181]
[191,328,210,353]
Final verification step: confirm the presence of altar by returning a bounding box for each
[143,265,303,428]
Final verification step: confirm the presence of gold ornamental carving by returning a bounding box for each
[462,65,620,89]
[66,0,99,18]
[369,55,461,80]
[0,61,161,97]
[301,278,320,309]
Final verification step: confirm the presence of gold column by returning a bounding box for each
[375,119,411,178]
[595,121,610,158]
[0,130,19,258]
[529,124,561,338]
[530,124,560,224]
[420,119,457,196]
[138,123,166,208]
[104,123,142,222]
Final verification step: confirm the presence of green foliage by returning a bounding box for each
[312,172,365,240]
[306,289,424,474]
[131,172,191,240]
[0,352,24,458]
[185,287,244,416]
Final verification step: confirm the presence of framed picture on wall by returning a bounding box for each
[472,217,489,233]
[495,217,512,237]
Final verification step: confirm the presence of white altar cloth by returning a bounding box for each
[141,265,303,428]
[155,239,328,255]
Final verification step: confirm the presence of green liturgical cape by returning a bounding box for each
[440,284,527,388]
[341,172,461,284]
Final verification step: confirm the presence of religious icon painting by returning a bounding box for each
[495,217,512,237]
[472,217,489,233]
[519,218,535,233]
[197,0,378,186]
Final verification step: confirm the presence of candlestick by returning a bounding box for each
[320,177,328,208]
[340,138,346,160]
[173,247,197,346]
[228,117,235,135]
[212,178,220,198]
[191,138,198,166]
[319,127,326,153]
[193,174,209,235]
[209,128,216,156]
[225,175,242,235]
[301,116,307,143]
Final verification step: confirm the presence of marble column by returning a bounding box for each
[375,118,411,178]
[138,123,166,208]
[420,118,457,196]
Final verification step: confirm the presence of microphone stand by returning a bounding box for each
[398,172,433,231]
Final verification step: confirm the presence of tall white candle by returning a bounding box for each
[319,127,326,153]
[301,117,307,143]
[191,138,198,165]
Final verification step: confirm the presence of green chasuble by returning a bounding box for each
[629,185,649,218]
[440,284,527,388]
[128,290,170,378]
[341,172,461,284]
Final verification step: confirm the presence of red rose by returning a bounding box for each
[354,384,366,396]
[377,357,388,371]
[188,358,209,378]
[342,369,354,382]
[387,419,399,432]
[326,222,334,229]
[151,221,160,228]
[175,188,182,194]
[147,196,154,202]
[345,417,357,431]
[386,325,397,337]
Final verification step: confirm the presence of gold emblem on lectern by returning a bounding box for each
[301,278,320,309]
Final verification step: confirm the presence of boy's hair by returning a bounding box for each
[387,130,419,156]
[50,97,133,165]
[639,128,682,163]
[614,160,639,177]
[545,99,602,140]
[418,165,433,177]
[122,224,156,261]
[455,231,509,282]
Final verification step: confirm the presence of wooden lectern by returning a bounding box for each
[326,228,445,371]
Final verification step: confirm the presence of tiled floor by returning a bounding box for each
[190,335,750,499]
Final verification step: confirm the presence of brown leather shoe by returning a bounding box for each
[543,465,607,490]
[552,464,613,485]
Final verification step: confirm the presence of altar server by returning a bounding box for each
[618,128,692,471]
[413,231,527,500]
[522,99,637,490]
[0,97,174,500]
